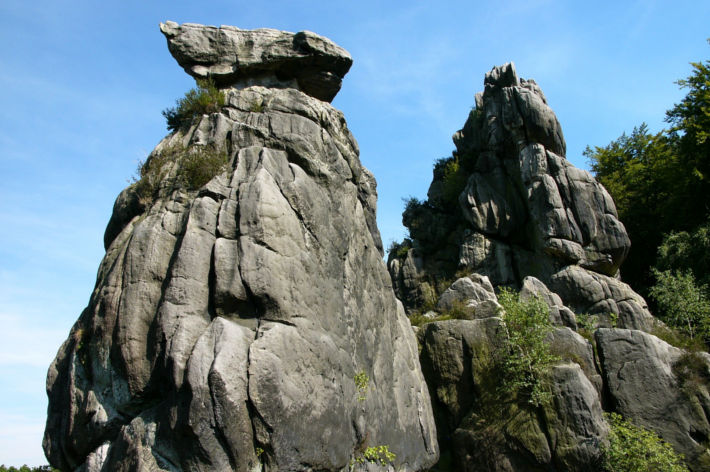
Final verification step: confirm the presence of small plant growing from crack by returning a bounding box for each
[354,370,369,402]
[350,445,396,469]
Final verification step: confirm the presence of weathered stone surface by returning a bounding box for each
[419,319,607,472]
[550,266,654,330]
[160,21,352,102]
[437,276,496,311]
[547,327,602,396]
[520,276,576,328]
[44,25,437,472]
[390,62,641,332]
[541,363,608,470]
[387,62,704,472]
[596,329,710,471]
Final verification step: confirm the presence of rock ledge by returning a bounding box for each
[160,21,353,102]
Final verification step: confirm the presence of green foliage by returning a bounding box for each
[586,44,710,295]
[178,145,229,190]
[354,370,369,402]
[666,49,710,165]
[255,447,264,458]
[351,445,396,467]
[650,323,706,352]
[584,124,678,292]
[602,412,689,472]
[408,300,471,327]
[363,445,396,466]
[162,78,226,131]
[649,269,710,344]
[132,147,173,204]
[657,220,710,287]
[609,312,619,328]
[132,143,229,204]
[441,156,468,204]
[387,238,412,260]
[673,351,710,397]
[497,288,558,407]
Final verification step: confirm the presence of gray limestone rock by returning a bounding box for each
[437,276,496,311]
[596,329,710,471]
[520,276,576,328]
[541,363,608,470]
[419,319,607,472]
[160,21,352,102]
[549,266,654,330]
[44,24,437,472]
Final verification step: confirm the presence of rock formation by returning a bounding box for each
[389,63,710,471]
[159,21,352,102]
[43,22,437,472]
[389,62,653,331]
[45,23,710,471]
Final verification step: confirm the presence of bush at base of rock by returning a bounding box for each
[498,288,559,407]
[602,412,689,472]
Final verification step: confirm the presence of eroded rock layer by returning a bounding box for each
[390,63,710,471]
[160,21,353,102]
[43,23,437,472]
[389,62,652,330]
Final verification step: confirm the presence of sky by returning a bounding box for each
[1,0,708,466]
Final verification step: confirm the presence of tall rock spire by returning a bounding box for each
[43,22,437,471]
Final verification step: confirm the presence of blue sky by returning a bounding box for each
[1,0,708,466]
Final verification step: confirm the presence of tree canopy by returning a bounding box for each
[585,44,710,296]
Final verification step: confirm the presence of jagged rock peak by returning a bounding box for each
[44,24,437,472]
[160,21,353,102]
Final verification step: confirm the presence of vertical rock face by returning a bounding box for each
[389,63,710,471]
[43,22,438,472]
[390,62,652,330]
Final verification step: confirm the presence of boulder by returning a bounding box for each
[596,329,710,471]
[160,21,353,102]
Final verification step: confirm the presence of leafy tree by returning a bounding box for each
[665,51,710,216]
[498,288,558,407]
[656,219,710,287]
[649,269,710,344]
[584,124,678,293]
[586,44,710,295]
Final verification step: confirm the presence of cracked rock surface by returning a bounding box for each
[389,62,652,330]
[160,21,353,102]
[43,23,437,472]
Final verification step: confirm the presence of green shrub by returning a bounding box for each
[409,300,472,327]
[497,288,558,407]
[132,146,174,204]
[651,323,706,352]
[162,78,226,131]
[354,371,369,402]
[178,145,229,190]
[132,143,229,204]
[351,445,396,468]
[603,412,688,472]
[441,156,468,204]
[650,269,710,344]
[657,221,710,287]
[576,313,599,342]
[387,238,412,260]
